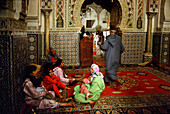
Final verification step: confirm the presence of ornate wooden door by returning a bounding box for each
[80,36,93,67]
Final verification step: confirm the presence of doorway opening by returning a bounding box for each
[80,0,122,61]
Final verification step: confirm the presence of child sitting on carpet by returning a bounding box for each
[43,67,70,99]
[73,64,105,106]
[53,58,82,85]
[23,65,75,110]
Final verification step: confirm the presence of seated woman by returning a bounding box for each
[53,59,82,86]
[23,65,74,110]
[46,47,60,64]
[73,64,105,105]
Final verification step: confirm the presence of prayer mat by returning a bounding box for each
[38,67,169,113]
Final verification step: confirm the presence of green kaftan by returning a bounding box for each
[74,77,105,103]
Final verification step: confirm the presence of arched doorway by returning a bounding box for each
[74,0,128,28]
[79,0,123,61]
[80,0,122,31]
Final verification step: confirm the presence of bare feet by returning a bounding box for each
[59,102,75,107]
[65,97,72,102]
[65,87,71,90]
[66,103,75,107]
[89,100,96,108]
[58,94,64,99]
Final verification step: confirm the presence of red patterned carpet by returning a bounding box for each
[67,70,170,97]
[37,67,170,114]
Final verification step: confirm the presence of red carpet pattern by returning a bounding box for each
[37,67,170,113]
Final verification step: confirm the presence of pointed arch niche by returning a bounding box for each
[74,0,128,28]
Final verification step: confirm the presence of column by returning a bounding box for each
[144,12,156,62]
[42,9,52,56]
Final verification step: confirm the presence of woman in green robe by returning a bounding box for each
[74,64,105,104]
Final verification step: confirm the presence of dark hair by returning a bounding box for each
[54,58,63,67]
[25,65,37,78]
[43,62,54,76]
[44,66,54,76]
[25,65,42,87]
[110,24,116,30]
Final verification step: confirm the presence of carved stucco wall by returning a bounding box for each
[68,0,146,33]
[74,0,128,29]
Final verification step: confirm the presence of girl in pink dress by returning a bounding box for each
[53,59,81,85]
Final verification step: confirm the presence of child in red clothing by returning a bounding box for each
[43,67,70,99]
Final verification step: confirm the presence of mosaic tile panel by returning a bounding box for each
[0,35,11,114]
[38,34,43,63]
[28,34,39,64]
[50,31,80,66]
[137,0,144,29]
[161,33,170,65]
[152,33,161,62]
[0,32,28,113]
[149,0,159,12]
[56,0,64,27]
[41,0,52,9]
[121,33,146,64]
[27,33,43,64]
[13,33,28,113]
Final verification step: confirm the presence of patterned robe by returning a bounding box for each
[53,67,70,85]
[23,78,60,109]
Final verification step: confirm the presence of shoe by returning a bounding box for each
[105,82,111,86]
[111,80,121,90]
[111,82,118,90]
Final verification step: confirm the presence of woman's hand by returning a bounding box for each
[69,79,74,83]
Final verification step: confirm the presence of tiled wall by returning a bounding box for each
[152,32,170,66]
[153,33,161,62]
[161,33,169,65]
[121,33,146,64]
[0,31,28,113]
[27,34,42,64]
[50,31,80,66]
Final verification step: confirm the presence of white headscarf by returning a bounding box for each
[90,64,104,81]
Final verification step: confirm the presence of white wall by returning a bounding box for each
[81,7,110,32]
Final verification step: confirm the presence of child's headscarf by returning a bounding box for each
[90,64,104,81]
[91,64,99,75]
